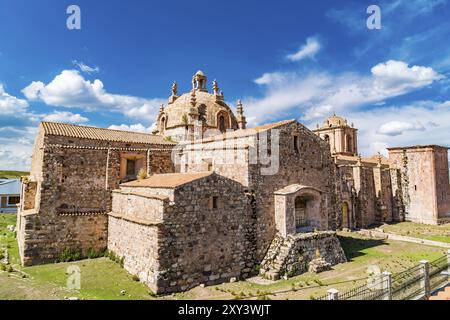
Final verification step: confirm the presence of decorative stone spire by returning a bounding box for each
[159,104,165,113]
[235,99,246,130]
[377,152,383,167]
[171,81,178,96]
[212,79,219,95]
[356,154,362,166]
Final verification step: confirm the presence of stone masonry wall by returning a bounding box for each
[18,132,175,266]
[155,174,254,293]
[248,122,338,261]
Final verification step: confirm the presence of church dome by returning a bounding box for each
[155,71,242,141]
[322,114,348,128]
[164,90,238,130]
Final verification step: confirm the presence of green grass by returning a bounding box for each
[0,214,155,300]
[377,222,450,243]
[1,214,447,300]
[0,171,29,179]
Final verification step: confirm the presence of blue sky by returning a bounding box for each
[1,0,450,170]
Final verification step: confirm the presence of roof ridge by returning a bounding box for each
[41,121,153,136]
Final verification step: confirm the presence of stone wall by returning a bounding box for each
[260,231,346,280]
[19,212,108,266]
[18,128,176,266]
[389,146,449,224]
[247,122,338,261]
[107,173,255,294]
[178,122,338,263]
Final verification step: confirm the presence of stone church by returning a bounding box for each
[17,71,450,294]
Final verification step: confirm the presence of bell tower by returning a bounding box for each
[313,114,358,156]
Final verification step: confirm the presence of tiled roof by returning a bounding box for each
[191,119,296,143]
[41,122,176,145]
[121,172,213,188]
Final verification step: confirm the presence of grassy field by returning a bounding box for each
[0,214,447,300]
[0,171,29,179]
[375,222,450,243]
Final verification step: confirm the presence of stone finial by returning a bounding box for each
[159,104,165,113]
[377,152,383,167]
[171,81,178,96]
[316,123,319,129]
[236,100,246,130]
[236,100,243,114]
[351,122,354,128]
[357,154,362,166]
[213,79,219,95]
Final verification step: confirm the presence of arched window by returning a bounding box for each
[346,134,353,152]
[219,115,226,133]
[160,116,166,133]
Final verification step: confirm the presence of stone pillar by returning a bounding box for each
[420,260,430,299]
[327,288,339,300]
[382,271,392,300]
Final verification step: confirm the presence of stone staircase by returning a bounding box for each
[260,234,295,280]
[260,231,347,281]
[429,285,450,300]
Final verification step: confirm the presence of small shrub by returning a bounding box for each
[0,264,6,271]
[137,168,148,180]
[59,249,82,262]
[7,265,14,273]
[314,279,324,286]
[87,247,106,259]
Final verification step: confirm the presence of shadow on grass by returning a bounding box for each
[338,234,386,262]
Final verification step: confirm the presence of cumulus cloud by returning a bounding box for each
[246,60,443,124]
[108,123,156,134]
[314,100,450,157]
[378,120,425,136]
[0,84,29,115]
[22,70,163,123]
[42,111,89,124]
[72,60,100,74]
[286,37,321,62]
[254,72,286,85]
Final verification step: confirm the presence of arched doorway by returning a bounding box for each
[294,194,319,232]
[342,202,350,229]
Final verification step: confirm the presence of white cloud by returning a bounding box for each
[314,101,450,157]
[0,84,29,115]
[371,60,443,92]
[72,60,100,74]
[22,70,163,123]
[108,123,156,134]
[254,72,286,85]
[42,111,89,124]
[246,60,444,124]
[286,37,321,62]
[378,120,425,136]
